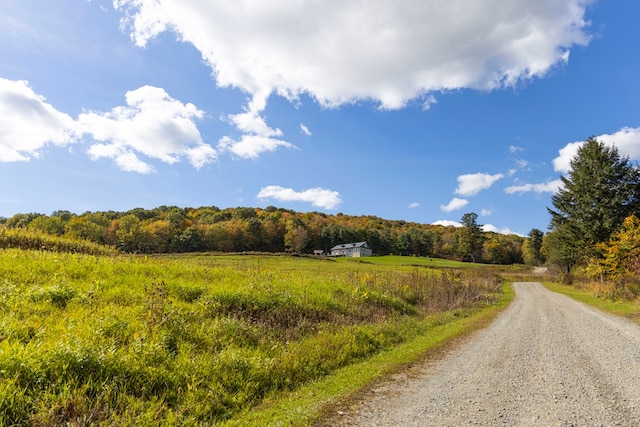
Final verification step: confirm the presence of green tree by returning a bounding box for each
[548,137,640,268]
[395,232,412,256]
[524,228,544,265]
[457,212,484,263]
[177,226,204,252]
[541,227,580,274]
[29,216,65,236]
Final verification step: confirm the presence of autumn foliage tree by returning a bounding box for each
[587,215,640,287]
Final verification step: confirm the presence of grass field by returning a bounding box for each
[334,255,486,268]
[0,250,509,425]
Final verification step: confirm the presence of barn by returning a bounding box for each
[330,241,373,257]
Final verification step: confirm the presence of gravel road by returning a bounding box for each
[328,282,640,426]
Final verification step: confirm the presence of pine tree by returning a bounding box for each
[457,212,484,263]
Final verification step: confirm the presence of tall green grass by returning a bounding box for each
[338,255,486,268]
[0,250,504,425]
[0,226,116,256]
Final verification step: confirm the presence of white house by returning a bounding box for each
[330,241,373,257]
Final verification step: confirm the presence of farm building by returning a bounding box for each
[330,241,373,257]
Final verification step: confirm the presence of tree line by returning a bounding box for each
[0,205,530,265]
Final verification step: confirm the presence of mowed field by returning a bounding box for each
[0,250,510,426]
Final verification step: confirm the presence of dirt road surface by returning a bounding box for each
[328,282,640,426]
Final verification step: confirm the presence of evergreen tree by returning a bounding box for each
[548,136,640,267]
[525,228,544,265]
[457,212,484,262]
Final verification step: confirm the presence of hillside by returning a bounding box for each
[0,206,526,264]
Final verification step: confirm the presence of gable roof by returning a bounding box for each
[330,241,370,251]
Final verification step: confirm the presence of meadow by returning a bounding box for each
[0,249,507,426]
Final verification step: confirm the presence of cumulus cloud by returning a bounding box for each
[257,185,342,210]
[217,94,295,158]
[481,209,492,216]
[115,0,592,109]
[552,127,640,173]
[455,173,504,196]
[505,179,563,194]
[0,78,217,172]
[552,140,583,173]
[77,85,216,173]
[0,78,76,162]
[114,0,593,151]
[441,197,469,212]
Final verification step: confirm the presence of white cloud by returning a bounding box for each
[509,145,525,154]
[114,0,593,150]
[114,151,155,174]
[218,135,294,160]
[481,209,492,216]
[482,224,523,236]
[77,85,216,172]
[432,220,461,228]
[257,185,342,210]
[553,127,640,173]
[433,220,521,235]
[300,123,312,136]
[422,94,437,111]
[227,105,282,137]
[440,197,469,212]
[0,78,76,162]
[115,0,592,108]
[505,179,563,194]
[217,93,295,158]
[0,78,216,172]
[409,202,420,209]
[552,140,583,173]
[455,173,504,196]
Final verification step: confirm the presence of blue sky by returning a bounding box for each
[1,0,639,236]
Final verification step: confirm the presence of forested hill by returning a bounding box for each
[0,206,527,264]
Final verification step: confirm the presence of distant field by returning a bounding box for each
[336,255,487,268]
[0,249,507,426]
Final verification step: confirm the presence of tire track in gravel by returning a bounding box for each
[325,282,640,426]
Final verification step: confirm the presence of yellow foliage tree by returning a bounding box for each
[587,215,640,283]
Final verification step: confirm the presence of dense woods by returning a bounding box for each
[0,206,526,265]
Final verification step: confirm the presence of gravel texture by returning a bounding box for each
[327,282,640,426]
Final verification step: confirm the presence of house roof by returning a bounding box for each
[330,241,370,251]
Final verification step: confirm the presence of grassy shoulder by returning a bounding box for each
[542,281,640,325]
[225,282,515,427]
